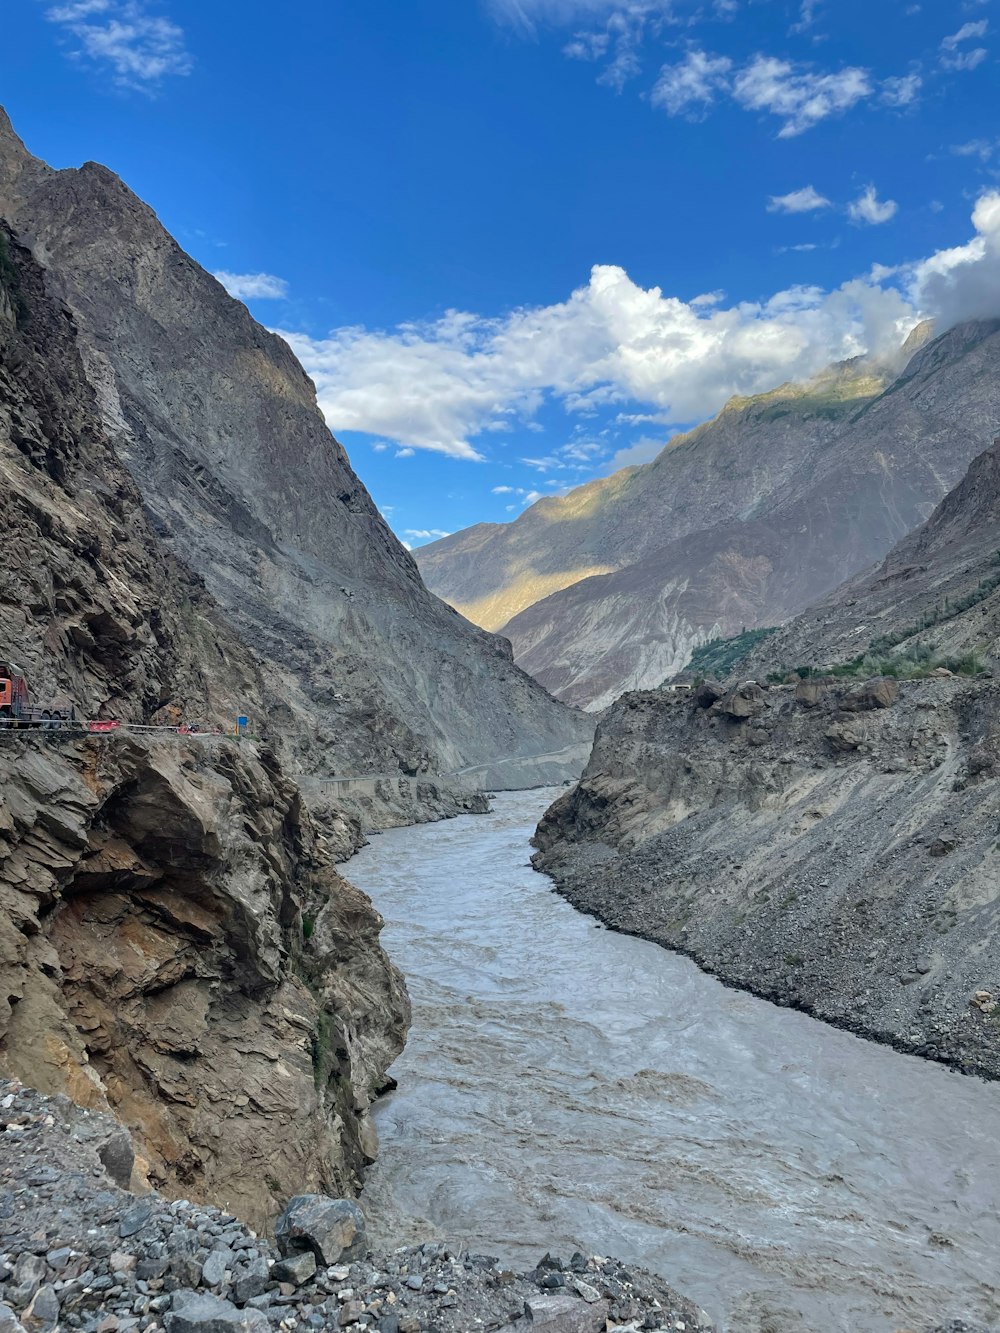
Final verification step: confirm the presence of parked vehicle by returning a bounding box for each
[0,659,76,728]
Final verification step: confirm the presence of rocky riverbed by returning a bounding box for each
[0,1080,715,1333]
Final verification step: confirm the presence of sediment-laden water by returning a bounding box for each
[348,790,1000,1333]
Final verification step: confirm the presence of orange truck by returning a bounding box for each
[0,660,76,728]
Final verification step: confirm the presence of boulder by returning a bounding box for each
[794,678,826,708]
[274,1195,366,1266]
[719,684,766,720]
[843,677,899,711]
[165,1292,270,1333]
[693,681,726,709]
[523,1294,609,1331]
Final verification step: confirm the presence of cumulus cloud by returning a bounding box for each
[404,528,452,541]
[848,185,898,225]
[214,271,289,300]
[912,193,1000,327]
[277,194,1000,461]
[45,0,191,89]
[767,186,831,214]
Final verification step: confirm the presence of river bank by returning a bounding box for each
[348,791,1000,1333]
[533,681,1000,1082]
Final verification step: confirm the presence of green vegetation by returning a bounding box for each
[0,232,28,327]
[861,559,1000,658]
[769,642,987,685]
[681,626,779,679]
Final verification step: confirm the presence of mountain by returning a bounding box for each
[0,223,407,1225]
[533,433,1000,1080]
[743,437,1000,678]
[418,324,1000,709]
[0,108,592,814]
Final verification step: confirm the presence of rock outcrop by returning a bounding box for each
[0,735,408,1229]
[533,678,1000,1079]
[420,325,1000,709]
[0,107,591,816]
[0,214,407,1223]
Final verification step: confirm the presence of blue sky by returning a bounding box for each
[2,0,999,547]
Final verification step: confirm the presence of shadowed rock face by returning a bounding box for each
[0,221,408,1224]
[0,107,591,803]
[743,437,1000,678]
[533,678,1000,1080]
[420,323,1000,710]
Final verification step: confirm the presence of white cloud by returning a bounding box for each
[732,56,873,137]
[492,485,517,494]
[943,19,988,46]
[941,19,989,69]
[911,192,1000,328]
[941,46,988,70]
[404,528,452,540]
[214,271,289,300]
[278,194,1000,462]
[767,185,831,214]
[880,73,922,106]
[848,185,898,225]
[651,49,906,137]
[46,0,191,90]
[651,49,733,115]
[395,447,416,458]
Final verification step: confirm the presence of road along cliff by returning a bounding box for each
[533,677,1000,1079]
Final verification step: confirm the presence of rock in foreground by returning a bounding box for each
[0,1082,714,1333]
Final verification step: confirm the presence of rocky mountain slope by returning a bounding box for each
[742,437,1000,679]
[0,223,408,1227]
[534,675,1000,1080]
[0,108,591,809]
[419,322,1000,709]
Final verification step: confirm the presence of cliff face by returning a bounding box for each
[0,225,407,1225]
[0,108,591,803]
[420,325,1000,709]
[533,680,1000,1078]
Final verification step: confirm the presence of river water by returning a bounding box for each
[347,790,1000,1333]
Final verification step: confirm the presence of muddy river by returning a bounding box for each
[348,790,1000,1333]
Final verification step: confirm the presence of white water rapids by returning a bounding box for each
[347,790,1000,1333]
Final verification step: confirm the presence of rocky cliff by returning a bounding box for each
[0,222,407,1226]
[419,323,1000,709]
[534,677,1000,1079]
[0,108,591,814]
